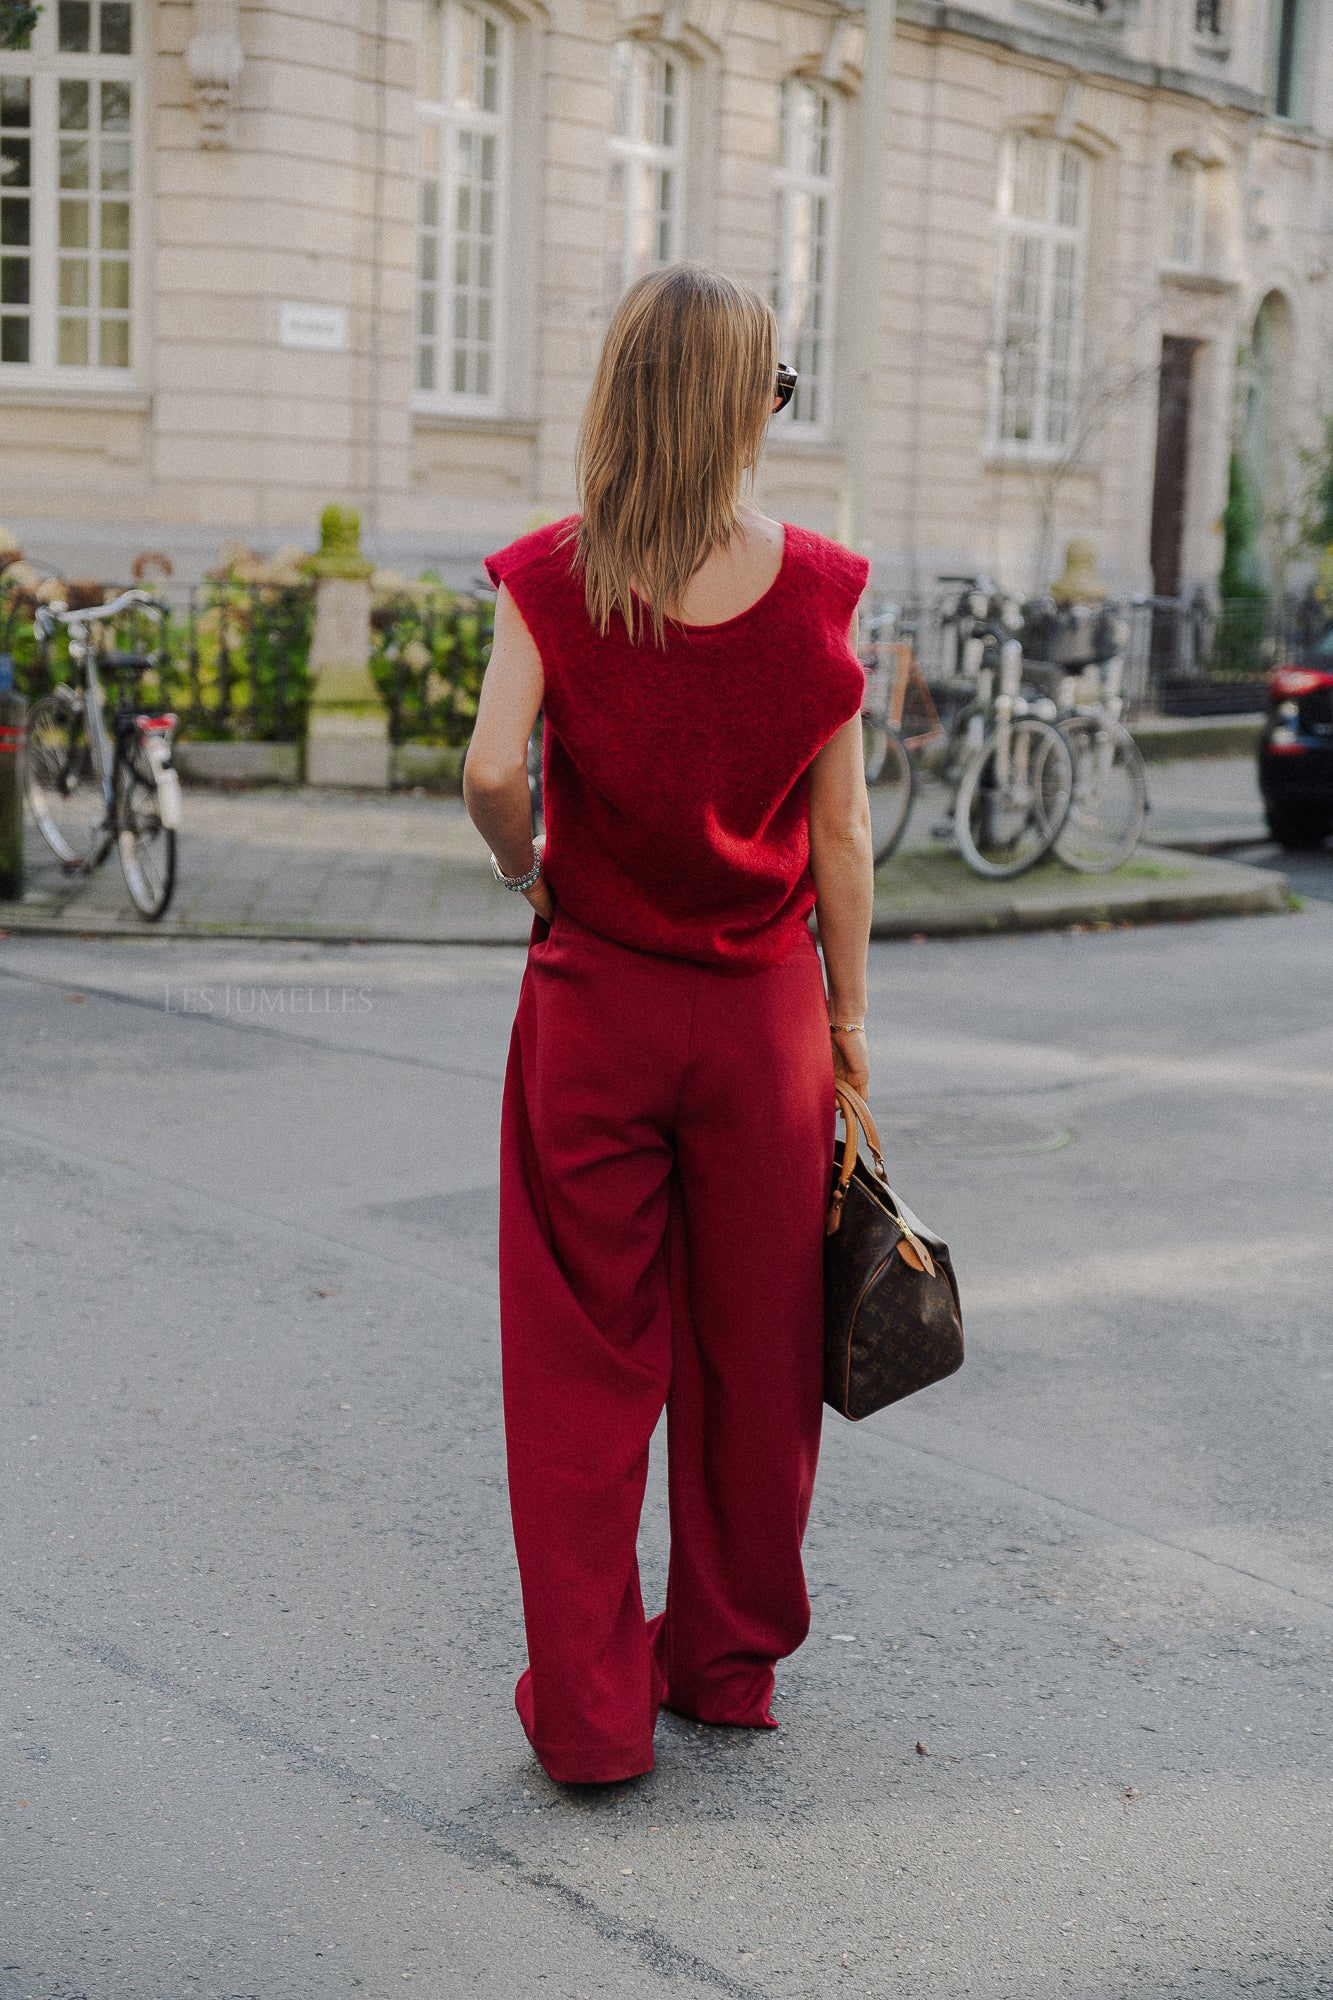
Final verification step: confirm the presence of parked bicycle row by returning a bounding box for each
[858,568,1149,880]
[13,562,1163,922]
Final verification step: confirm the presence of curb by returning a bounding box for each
[1130,715,1263,763]
[869,874,1288,940]
[1149,832,1271,857]
[1,864,1290,948]
[0,913,531,946]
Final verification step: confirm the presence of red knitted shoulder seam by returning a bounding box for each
[484,515,580,595]
[782,526,870,621]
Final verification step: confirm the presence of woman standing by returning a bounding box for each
[464,264,875,1785]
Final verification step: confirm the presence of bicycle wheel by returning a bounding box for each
[862,719,915,863]
[115,742,177,919]
[1055,716,1147,873]
[23,692,107,870]
[953,716,1072,879]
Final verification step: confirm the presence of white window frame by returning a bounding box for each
[986,134,1090,461]
[1164,156,1206,272]
[606,40,686,303]
[0,0,142,389]
[414,0,511,416]
[771,77,840,436]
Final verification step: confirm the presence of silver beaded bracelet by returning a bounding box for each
[490,849,543,893]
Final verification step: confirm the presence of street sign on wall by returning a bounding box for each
[277,303,350,352]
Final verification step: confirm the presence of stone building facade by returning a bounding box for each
[1,0,1329,596]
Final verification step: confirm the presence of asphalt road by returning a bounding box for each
[2,903,1331,2000]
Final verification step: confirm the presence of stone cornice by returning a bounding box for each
[412,411,540,440]
[0,387,152,413]
[893,0,1269,115]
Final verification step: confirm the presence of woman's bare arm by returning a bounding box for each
[809,677,874,1094]
[463,584,553,921]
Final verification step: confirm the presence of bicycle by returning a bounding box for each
[1020,597,1148,873]
[859,607,917,862]
[915,578,1074,880]
[24,588,182,920]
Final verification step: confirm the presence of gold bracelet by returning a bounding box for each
[829,1020,866,1034]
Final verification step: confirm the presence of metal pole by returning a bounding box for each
[838,0,898,556]
[0,672,25,901]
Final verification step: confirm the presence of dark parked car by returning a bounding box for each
[1258,628,1333,849]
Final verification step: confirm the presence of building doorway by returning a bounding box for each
[1149,336,1199,599]
[1241,291,1294,585]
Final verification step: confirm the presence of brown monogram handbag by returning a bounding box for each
[824,1081,964,1421]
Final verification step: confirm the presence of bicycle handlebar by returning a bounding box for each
[54,587,166,627]
[34,586,166,647]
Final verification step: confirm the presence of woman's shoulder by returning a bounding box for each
[484,515,581,596]
[781,524,871,607]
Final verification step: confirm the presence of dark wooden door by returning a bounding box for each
[1150,337,1198,598]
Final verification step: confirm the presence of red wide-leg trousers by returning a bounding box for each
[498,908,835,1783]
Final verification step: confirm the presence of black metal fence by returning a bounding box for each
[171,582,315,742]
[1,574,315,741]
[8,560,1316,740]
[1119,593,1322,716]
[2,566,498,747]
[873,589,1323,719]
[369,585,493,746]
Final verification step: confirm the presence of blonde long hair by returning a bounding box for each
[574,264,778,646]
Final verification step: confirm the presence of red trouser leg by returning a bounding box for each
[499,913,833,1780]
[650,936,834,1727]
[499,916,684,1781]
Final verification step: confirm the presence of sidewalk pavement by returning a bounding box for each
[0,757,1287,945]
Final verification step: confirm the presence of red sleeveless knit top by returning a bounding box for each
[484,517,868,968]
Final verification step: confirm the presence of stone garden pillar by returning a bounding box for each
[303,505,389,790]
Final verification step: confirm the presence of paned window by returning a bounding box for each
[0,0,136,378]
[416,0,509,407]
[1166,157,1205,270]
[606,42,684,301]
[988,134,1089,454]
[772,79,839,432]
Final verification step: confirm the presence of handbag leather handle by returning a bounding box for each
[828,1080,887,1235]
[828,1081,936,1273]
[835,1080,884,1160]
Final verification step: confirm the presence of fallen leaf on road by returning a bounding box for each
[915,1741,930,1756]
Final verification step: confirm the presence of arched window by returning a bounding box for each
[772,78,839,432]
[606,41,685,301]
[988,134,1089,453]
[0,0,137,378]
[416,0,510,409]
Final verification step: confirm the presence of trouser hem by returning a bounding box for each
[527,1739,657,1784]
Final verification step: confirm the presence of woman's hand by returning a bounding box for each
[522,837,554,923]
[831,1023,869,1098]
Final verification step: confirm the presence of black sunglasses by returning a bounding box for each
[774,364,798,413]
